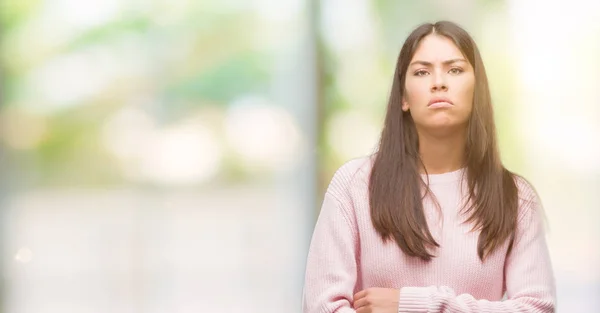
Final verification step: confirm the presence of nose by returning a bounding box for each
[431,72,448,92]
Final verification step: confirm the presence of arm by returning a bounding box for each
[397,195,556,313]
[302,190,359,313]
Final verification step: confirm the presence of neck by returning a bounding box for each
[417,128,466,174]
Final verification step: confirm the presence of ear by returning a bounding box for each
[401,97,409,112]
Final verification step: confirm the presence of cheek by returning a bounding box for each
[457,79,475,108]
[404,80,428,103]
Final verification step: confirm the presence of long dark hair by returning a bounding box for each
[369,21,519,261]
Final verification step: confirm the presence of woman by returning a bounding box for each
[302,21,556,313]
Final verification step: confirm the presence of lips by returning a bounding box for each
[428,97,453,107]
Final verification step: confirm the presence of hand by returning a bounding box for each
[353,287,400,313]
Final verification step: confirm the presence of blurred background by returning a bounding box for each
[0,0,598,312]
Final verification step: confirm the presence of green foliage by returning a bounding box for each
[65,17,153,51]
[165,52,270,105]
[0,0,41,30]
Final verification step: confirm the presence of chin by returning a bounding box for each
[422,120,466,134]
[427,117,457,128]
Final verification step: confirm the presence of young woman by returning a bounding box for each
[302,21,556,313]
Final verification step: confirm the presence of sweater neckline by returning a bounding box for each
[420,167,466,184]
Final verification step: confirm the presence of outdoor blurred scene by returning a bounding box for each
[0,0,599,312]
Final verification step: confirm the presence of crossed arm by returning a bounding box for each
[301,191,556,313]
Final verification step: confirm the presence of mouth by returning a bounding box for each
[428,98,453,108]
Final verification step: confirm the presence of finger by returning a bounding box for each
[354,288,368,301]
[356,307,369,313]
[353,297,369,310]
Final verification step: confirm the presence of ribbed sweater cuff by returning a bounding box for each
[398,286,436,313]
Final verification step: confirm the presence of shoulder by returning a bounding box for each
[512,174,545,224]
[326,155,373,200]
[513,174,541,205]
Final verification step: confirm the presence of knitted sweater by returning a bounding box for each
[302,157,556,313]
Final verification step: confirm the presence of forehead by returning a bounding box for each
[411,34,465,62]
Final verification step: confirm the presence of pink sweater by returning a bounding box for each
[302,157,556,313]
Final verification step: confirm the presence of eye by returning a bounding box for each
[414,70,429,76]
[449,67,464,75]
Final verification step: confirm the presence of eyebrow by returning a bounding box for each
[409,58,467,67]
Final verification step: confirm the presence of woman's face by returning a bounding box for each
[402,34,475,134]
